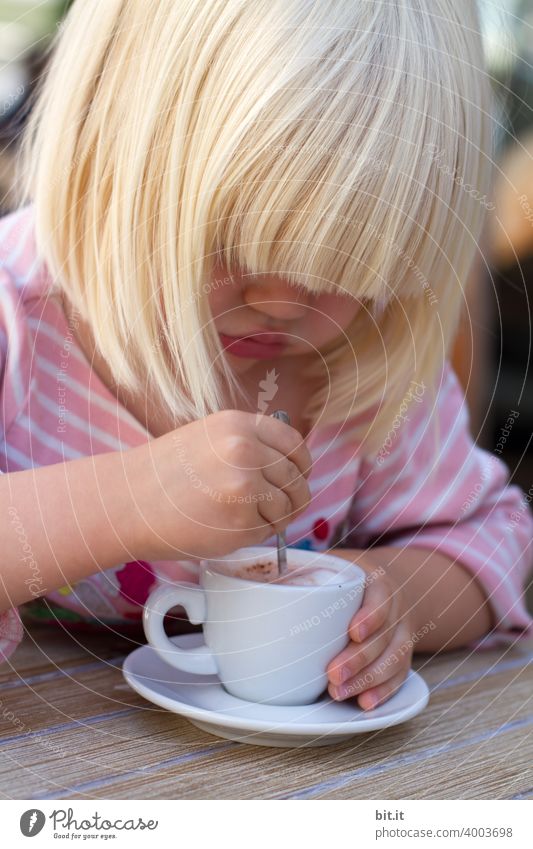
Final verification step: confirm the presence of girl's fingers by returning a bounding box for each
[260,446,310,507]
[356,668,409,711]
[348,572,395,642]
[256,473,310,535]
[256,485,294,535]
[255,415,313,478]
[326,623,393,687]
[328,626,410,702]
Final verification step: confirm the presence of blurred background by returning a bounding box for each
[0,1,70,207]
[0,1,531,579]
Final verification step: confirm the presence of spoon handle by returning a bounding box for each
[271,410,290,576]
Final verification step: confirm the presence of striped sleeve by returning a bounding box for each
[0,265,31,664]
[346,362,533,649]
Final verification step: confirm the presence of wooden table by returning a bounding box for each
[1,620,532,800]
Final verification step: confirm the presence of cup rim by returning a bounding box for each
[200,546,366,591]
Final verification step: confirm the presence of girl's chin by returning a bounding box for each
[223,352,260,371]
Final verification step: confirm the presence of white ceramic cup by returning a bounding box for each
[143,546,366,706]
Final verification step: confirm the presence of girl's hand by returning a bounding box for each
[126,410,313,561]
[325,549,417,711]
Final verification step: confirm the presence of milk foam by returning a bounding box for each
[211,558,358,586]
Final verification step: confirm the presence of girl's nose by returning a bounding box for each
[243,277,309,322]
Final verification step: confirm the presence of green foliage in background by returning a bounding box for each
[0,0,72,58]
[0,0,71,27]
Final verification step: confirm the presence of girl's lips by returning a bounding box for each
[219,332,288,359]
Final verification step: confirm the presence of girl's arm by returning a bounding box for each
[0,449,144,665]
[0,449,146,613]
[1,410,313,615]
[345,362,533,649]
[325,361,532,709]
[330,545,494,653]
[325,541,498,709]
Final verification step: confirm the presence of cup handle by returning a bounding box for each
[143,583,218,675]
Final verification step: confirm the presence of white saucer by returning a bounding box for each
[123,633,430,747]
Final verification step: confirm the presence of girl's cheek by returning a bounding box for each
[314,295,360,338]
[207,289,245,334]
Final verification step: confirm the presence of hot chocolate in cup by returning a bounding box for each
[211,554,359,587]
[143,546,366,705]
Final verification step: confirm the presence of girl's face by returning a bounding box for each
[208,261,360,370]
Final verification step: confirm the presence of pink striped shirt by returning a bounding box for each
[0,205,532,663]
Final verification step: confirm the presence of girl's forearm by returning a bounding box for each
[331,546,494,652]
[0,450,147,612]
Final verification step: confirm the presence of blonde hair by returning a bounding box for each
[18,0,492,453]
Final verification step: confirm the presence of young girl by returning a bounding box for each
[0,0,531,713]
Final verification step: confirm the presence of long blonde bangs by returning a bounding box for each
[18,0,492,453]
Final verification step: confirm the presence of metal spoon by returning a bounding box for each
[271,409,290,577]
